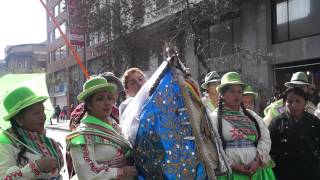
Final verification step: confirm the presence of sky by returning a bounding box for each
[0,0,46,60]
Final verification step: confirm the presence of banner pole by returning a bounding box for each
[38,0,90,79]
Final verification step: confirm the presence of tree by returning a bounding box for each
[73,0,273,89]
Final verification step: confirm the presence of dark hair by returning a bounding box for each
[283,87,308,103]
[217,86,261,148]
[69,95,93,131]
[100,72,124,92]
[10,112,29,166]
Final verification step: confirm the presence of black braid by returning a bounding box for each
[10,120,28,166]
[69,97,92,131]
[240,103,261,145]
[217,96,226,148]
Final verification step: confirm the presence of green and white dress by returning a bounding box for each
[0,127,64,179]
[66,115,133,180]
[210,109,276,180]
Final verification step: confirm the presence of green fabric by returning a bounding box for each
[3,87,48,121]
[16,127,64,170]
[218,167,276,180]
[263,99,283,119]
[243,85,258,99]
[70,134,86,145]
[66,115,132,154]
[0,73,53,129]
[0,132,12,144]
[82,115,116,132]
[216,72,247,93]
[224,110,242,116]
[77,77,116,102]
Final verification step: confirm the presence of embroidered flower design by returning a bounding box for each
[230,127,245,140]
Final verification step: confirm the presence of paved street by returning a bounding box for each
[46,119,70,179]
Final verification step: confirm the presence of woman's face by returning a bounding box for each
[285,92,306,119]
[16,102,46,132]
[206,83,219,97]
[88,91,117,121]
[243,95,255,110]
[126,72,146,97]
[222,85,243,110]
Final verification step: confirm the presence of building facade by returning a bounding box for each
[4,43,47,74]
[45,0,320,109]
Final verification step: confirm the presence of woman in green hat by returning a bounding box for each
[243,85,258,111]
[210,72,275,180]
[0,87,64,179]
[66,77,136,180]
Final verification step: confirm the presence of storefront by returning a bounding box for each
[274,59,320,89]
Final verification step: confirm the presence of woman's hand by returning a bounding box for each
[118,166,137,178]
[35,157,58,173]
[247,155,262,175]
[231,163,249,175]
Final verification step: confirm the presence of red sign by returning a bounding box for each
[67,0,85,48]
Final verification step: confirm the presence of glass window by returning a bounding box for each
[55,28,60,39]
[55,49,60,61]
[60,45,67,59]
[54,4,60,17]
[60,0,66,13]
[60,21,66,34]
[272,0,320,43]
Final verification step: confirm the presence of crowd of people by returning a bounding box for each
[0,60,320,179]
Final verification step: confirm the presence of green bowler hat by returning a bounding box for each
[243,85,258,99]
[284,72,312,87]
[77,77,117,102]
[3,87,48,121]
[216,72,247,93]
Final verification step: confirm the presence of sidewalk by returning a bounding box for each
[46,118,70,132]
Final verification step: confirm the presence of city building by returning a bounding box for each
[45,0,320,109]
[4,43,47,74]
[0,59,6,76]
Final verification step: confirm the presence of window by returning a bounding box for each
[60,21,67,34]
[89,32,101,46]
[60,45,67,59]
[60,0,66,13]
[54,4,60,17]
[272,0,320,43]
[55,28,60,39]
[55,49,60,61]
[53,45,68,61]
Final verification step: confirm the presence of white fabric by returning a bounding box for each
[201,95,216,114]
[119,97,133,121]
[210,109,272,165]
[70,144,125,180]
[120,59,169,145]
[0,143,57,179]
[314,103,320,119]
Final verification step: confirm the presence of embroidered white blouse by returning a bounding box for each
[210,109,272,166]
[0,143,60,180]
[70,144,132,180]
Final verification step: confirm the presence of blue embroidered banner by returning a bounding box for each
[134,68,207,179]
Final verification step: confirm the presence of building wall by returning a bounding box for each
[5,44,47,73]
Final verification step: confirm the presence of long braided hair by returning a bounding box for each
[217,85,261,148]
[69,96,93,131]
[10,112,29,166]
